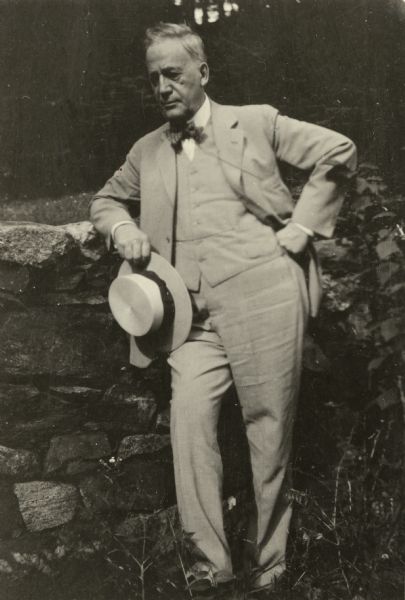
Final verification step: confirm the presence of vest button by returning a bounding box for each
[166,236,171,243]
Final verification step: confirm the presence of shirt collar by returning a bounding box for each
[192,95,211,129]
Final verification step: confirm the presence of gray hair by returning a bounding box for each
[144,22,207,63]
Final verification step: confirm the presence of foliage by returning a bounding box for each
[288,165,405,600]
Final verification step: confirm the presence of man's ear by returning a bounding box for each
[200,62,209,87]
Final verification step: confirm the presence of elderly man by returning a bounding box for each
[91,22,356,595]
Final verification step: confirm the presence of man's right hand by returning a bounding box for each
[113,223,151,265]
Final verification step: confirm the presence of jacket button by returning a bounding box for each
[166,236,171,243]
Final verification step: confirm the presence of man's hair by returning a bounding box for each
[144,22,207,63]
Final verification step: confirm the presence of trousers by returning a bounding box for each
[168,253,309,588]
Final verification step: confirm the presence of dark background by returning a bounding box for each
[0,0,404,210]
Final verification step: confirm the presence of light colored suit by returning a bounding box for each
[91,102,356,264]
[90,100,356,586]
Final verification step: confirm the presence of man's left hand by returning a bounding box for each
[276,223,309,254]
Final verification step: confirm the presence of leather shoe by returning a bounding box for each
[185,561,235,595]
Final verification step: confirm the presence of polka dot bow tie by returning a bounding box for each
[166,121,206,152]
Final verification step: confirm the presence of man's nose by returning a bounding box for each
[158,75,171,96]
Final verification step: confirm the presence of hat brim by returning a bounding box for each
[113,253,193,368]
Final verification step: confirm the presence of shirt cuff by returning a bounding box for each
[110,220,137,246]
[290,222,314,237]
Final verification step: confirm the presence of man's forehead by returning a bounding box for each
[146,39,193,70]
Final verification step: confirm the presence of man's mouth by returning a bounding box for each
[162,101,178,109]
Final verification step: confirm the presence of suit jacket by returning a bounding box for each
[91,100,357,315]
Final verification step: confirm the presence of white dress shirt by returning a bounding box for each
[181,94,211,161]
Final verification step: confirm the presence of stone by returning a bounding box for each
[0,307,127,381]
[0,291,27,311]
[0,410,85,449]
[14,481,79,532]
[52,269,85,291]
[0,383,40,415]
[59,221,106,261]
[117,459,175,511]
[79,472,115,514]
[80,459,175,514]
[93,384,157,432]
[102,383,157,407]
[117,434,171,461]
[39,292,107,306]
[115,505,180,553]
[48,386,103,403]
[0,261,30,293]
[0,222,76,266]
[0,445,40,479]
[0,484,25,539]
[65,460,100,476]
[44,432,111,474]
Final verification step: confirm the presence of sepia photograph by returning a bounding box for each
[0,1,404,599]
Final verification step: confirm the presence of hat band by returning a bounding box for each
[140,270,175,337]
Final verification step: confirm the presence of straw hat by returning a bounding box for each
[108,253,193,367]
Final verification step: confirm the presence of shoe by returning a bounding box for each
[185,561,235,595]
[248,564,287,597]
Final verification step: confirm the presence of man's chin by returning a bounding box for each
[162,106,189,124]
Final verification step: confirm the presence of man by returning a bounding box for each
[90,22,356,595]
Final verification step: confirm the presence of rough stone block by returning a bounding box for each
[79,473,116,514]
[0,307,127,381]
[0,383,40,416]
[14,481,79,532]
[92,384,157,432]
[48,386,103,403]
[52,269,85,291]
[38,292,107,306]
[80,458,174,514]
[115,505,180,555]
[0,445,40,479]
[0,261,30,293]
[0,410,85,450]
[118,434,171,461]
[59,221,106,261]
[44,432,111,474]
[117,459,175,511]
[64,460,101,476]
[0,484,25,539]
[0,222,76,266]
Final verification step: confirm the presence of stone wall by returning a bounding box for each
[0,221,251,574]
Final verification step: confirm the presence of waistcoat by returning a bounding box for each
[174,120,283,292]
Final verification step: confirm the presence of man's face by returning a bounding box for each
[146,38,208,124]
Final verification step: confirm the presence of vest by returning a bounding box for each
[174,120,283,292]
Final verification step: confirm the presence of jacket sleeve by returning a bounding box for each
[268,108,357,238]
[89,141,142,247]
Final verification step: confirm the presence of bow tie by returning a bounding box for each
[166,122,206,152]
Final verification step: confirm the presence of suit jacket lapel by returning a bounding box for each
[156,128,176,206]
[210,101,245,197]
[210,101,280,224]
